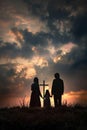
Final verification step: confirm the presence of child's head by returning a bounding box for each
[46,90,49,94]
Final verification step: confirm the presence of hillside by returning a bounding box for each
[0,105,87,130]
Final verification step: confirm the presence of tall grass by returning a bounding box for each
[19,95,29,108]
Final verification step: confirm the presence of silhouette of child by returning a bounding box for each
[44,90,52,108]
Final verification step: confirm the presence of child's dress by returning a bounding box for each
[44,90,51,108]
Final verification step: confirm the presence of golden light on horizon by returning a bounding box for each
[62,93,73,105]
[1,90,87,108]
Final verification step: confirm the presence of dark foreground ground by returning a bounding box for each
[0,105,87,130]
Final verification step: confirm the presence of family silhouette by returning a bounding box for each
[29,73,64,108]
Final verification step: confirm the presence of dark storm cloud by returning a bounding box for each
[24,0,71,20]
[0,0,87,107]
[0,63,31,97]
[49,42,87,91]
[0,29,49,59]
[23,0,49,19]
[23,0,87,49]
[0,41,23,59]
[23,29,48,46]
[72,13,87,39]
[24,0,87,21]
[0,30,34,59]
[22,29,53,56]
[0,0,86,68]
[0,64,16,95]
[0,0,28,16]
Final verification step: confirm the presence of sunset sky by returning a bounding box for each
[0,0,87,107]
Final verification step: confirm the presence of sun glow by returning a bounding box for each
[53,56,61,63]
[31,56,48,68]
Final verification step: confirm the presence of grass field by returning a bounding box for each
[0,105,87,130]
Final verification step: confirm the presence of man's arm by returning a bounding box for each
[61,80,64,95]
[51,79,55,95]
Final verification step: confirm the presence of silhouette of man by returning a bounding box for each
[51,73,64,107]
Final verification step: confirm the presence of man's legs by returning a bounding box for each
[54,95,58,107]
[59,95,62,106]
[54,95,62,107]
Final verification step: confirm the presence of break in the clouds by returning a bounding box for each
[0,0,87,107]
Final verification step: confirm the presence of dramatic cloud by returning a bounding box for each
[0,0,87,107]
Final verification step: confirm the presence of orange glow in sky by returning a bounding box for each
[1,89,87,108]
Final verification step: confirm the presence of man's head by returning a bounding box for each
[54,73,60,79]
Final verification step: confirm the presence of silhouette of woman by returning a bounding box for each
[29,77,42,108]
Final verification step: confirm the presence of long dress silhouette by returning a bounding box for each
[29,77,42,107]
